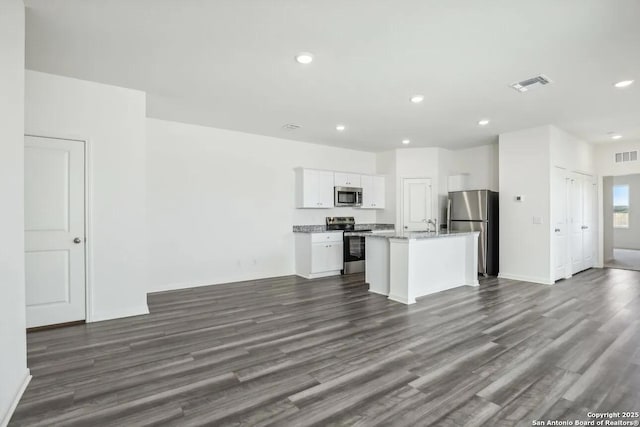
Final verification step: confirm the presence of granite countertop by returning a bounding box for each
[292,224,395,233]
[347,230,480,240]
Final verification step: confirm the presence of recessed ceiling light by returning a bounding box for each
[478,119,490,126]
[611,134,622,140]
[402,139,411,145]
[614,80,634,88]
[295,52,314,64]
[410,95,424,104]
[336,124,346,131]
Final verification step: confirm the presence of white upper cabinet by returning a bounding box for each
[360,174,386,209]
[295,168,334,208]
[334,172,361,188]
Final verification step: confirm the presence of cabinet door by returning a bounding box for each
[317,170,335,208]
[299,169,333,208]
[360,175,385,209]
[311,242,328,273]
[327,242,344,271]
[311,242,343,273]
[372,175,386,209]
[302,169,320,208]
[335,172,361,187]
[360,175,374,208]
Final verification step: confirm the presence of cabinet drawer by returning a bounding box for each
[311,232,343,243]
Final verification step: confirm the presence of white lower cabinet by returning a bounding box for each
[295,232,344,278]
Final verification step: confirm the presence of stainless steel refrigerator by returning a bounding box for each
[447,190,499,276]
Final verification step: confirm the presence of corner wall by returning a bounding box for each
[25,71,149,322]
[146,118,377,291]
[0,1,29,424]
[499,126,552,284]
[595,140,640,266]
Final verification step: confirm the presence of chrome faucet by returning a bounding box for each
[427,218,438,233]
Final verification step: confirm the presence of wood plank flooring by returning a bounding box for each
[10,268,640,426]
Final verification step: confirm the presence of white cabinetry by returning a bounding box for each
[295,232,344,279]
[334,172,361,187]
[295,168,334,208]
[360,174,386,209]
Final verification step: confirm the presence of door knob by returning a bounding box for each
[73,237,82,244]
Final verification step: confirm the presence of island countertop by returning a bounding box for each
[350,230,480,240]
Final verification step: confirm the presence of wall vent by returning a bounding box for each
[282,123,302,131]
[510,74,553,92]
[615,150,638,163]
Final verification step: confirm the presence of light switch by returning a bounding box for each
[532,216,543,225]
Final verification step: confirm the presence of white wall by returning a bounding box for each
[0,1,29,424]
[447,144,499,192]
[375,150,397,225]
[550,127,595,173]
[25,71,149,322]
[499,126,552,284]
[146,118,377,291]
[595,140,640,265]
[394,148,442,229]
[603,176,614,261]
[374,144,498,230]
[596,140,640,177]
[499,125,596,284]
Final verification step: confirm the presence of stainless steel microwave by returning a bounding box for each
[334,186,362,207]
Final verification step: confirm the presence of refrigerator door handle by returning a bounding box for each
[447,199,452,231]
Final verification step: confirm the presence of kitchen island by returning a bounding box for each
[358,231,480,304]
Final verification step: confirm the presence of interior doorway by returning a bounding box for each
[401,178,433,232]
[603,174,640,271]
[24,135,87,328]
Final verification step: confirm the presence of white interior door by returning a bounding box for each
[402,178,432,231]
[582,179,596,269]
[570,175,584,274]
[552,167,569,280]
[25,135,86,328]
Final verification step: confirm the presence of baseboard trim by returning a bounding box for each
[368,289,390,297]
[1,369,31,427]
[498,273,554,285]
[149,272,296,293]
[296,271,342,280]
[388,293,414,305]
[90,304,150,323]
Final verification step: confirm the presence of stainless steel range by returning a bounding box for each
[326,217,371,274]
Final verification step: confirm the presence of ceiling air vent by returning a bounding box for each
[510,74,553,92]
[615,151,638,163]
[282,123,302,131]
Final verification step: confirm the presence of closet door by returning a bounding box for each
[570,175,584,274]
[582,178,596,269]
[552,167,569,281]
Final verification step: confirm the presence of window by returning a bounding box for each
[613,185,630,228]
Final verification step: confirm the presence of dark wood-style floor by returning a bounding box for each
[10,268,640,426]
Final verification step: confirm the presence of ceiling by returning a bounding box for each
[24,0,640,151]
